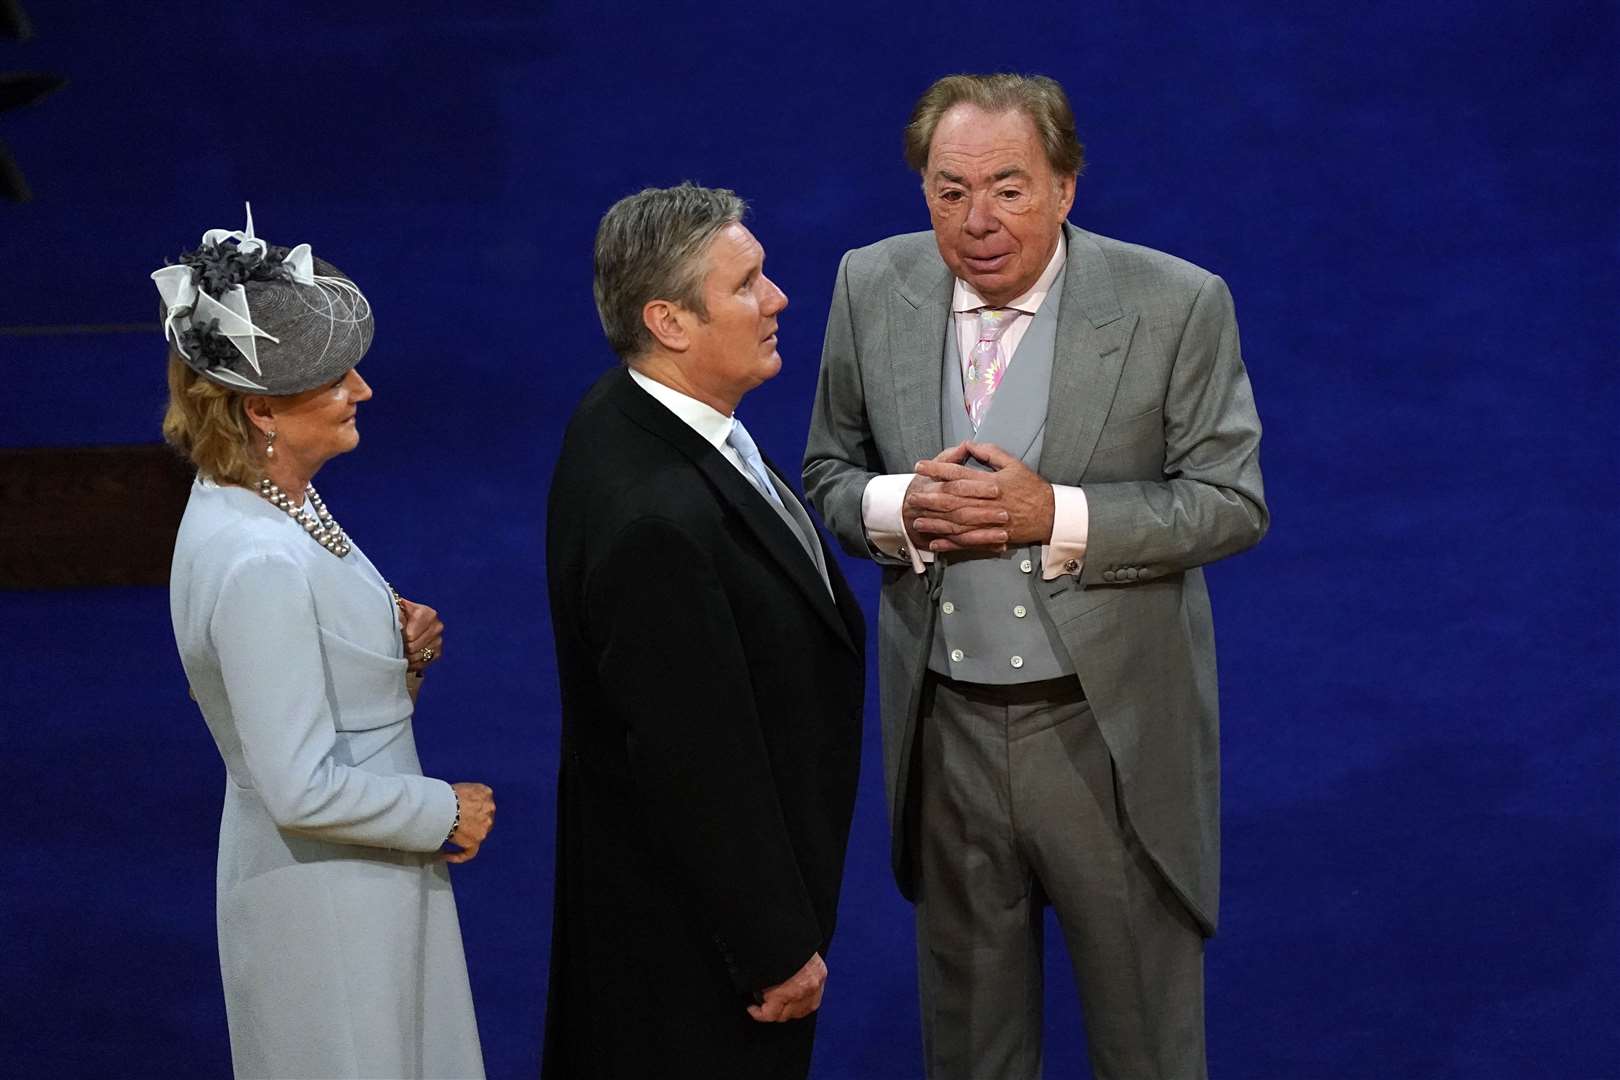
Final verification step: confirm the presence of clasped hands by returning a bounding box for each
[903,441,1055,555]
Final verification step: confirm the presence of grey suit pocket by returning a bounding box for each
[1093,406,1162,453]
[1046,583,1127,627]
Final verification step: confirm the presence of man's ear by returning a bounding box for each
[242,394,277,436]
[1055,172,1076,220]
[643,298,692,353]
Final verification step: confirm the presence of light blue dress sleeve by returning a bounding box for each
[210,551,457,852]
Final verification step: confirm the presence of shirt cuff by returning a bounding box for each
[1040,484,1088,579]
[861,473,931,573]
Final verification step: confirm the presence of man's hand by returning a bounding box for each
[747,952,827,1023]
[912,441,1055,553]
[904,442,1008,552]
[959,441,1056,547]
[396,596,445,673]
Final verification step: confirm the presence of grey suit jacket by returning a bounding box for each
[803,222,1267,932]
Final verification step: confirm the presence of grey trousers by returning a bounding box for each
[912,675,1207,1080]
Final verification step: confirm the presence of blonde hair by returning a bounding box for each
[161,353,262,485]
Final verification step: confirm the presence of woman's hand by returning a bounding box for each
[396,596,444,673]
[445,782,495,863]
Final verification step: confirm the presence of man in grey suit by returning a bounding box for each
[803,74,1267,1079]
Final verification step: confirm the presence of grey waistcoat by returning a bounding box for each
[927,281,1076,685]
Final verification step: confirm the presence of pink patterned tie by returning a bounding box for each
[964,307,1016,429]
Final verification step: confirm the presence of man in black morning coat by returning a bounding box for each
[542,183,864,1078]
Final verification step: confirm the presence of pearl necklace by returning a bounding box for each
[256,478,352,558]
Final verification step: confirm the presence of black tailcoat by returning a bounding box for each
[542,367,865,1079]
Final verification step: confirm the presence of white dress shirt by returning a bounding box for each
[628,367,833,596]
[628,367,757,483]
[861,236,1089,579]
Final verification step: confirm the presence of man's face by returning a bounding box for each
[923,104,1075,306]
[683,222,788,410]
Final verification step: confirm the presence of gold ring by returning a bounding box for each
[420,647,435,663]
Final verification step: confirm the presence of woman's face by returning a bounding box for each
[267,367,373,475]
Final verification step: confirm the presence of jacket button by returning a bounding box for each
[950,648,964,663]
[1019,559,1033,573]
[941,601,955,614]
[1010,656,1024,669]
[1013,605,1027,618]
[1103,570,1116,582]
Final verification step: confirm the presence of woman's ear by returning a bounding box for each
[241,394,277,436]
[642,298,692,353]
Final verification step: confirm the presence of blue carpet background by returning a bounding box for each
[2,2,1616,1077]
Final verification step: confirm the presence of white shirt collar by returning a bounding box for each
[951,231,1067,315]
[627,366,734,451]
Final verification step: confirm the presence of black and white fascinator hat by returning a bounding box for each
[151,205,374,394]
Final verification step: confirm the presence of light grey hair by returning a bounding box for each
[903,73,1085,178]
[592,182,748,362]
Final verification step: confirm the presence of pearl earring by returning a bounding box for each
[265,430,277,458]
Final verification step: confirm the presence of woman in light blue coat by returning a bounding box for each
[158,210,494,1079]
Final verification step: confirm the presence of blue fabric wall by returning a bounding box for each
[3,2,1615,1076]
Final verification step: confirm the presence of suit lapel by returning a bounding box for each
[756,450,864,652]
[698,451,857,655]
[609,371,857,655]
[757,446,862,652]
[891,248,954,465]
[1037,224,1140,482]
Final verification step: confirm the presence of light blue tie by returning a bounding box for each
[726,417,785,509]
